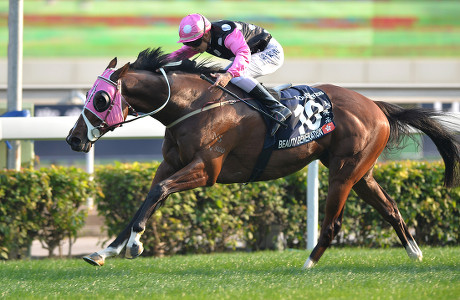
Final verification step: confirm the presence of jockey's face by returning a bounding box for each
[185,31,211,53]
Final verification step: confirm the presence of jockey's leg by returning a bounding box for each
[248,83,291,136]
[227,38,290,136]
[230,76,291,136]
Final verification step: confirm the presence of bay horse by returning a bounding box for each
[66,48,460,268]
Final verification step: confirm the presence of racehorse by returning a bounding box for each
[66,48,460,268]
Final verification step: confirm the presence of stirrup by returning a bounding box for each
[270,109,291,136]
[271,123,282,136]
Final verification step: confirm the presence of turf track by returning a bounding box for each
[1,247,458,299]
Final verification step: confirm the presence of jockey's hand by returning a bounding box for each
[209,72,233,91]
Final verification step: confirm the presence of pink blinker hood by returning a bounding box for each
[82,68,125,141]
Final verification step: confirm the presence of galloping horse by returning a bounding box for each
[67,48,460,268]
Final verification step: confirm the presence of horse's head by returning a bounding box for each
[67,47,227,152]
[66,58,130,152]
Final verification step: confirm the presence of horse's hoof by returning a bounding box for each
[405,241,423,262]
[83,253,105,266]
[407,252,423,262]
[302,257,316,269]
[125,242,144,259]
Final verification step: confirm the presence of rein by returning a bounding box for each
[110,69,237,129]
[166,100,238,128]
[105,67,172,130]
[86,65,273,139]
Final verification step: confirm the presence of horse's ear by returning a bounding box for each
[111,62,130,81]
[107,57,117,69]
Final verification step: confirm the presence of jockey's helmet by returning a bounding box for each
[177,14,211,43]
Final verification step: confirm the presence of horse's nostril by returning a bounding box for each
[69,137,81,147]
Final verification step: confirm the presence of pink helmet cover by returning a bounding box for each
[177,13,211,43]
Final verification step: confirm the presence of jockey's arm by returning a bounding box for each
[224,28,251,78]
[168,46,198,61]
[210,29,251,89]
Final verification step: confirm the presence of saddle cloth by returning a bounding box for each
[247,85,335,182]
[273,85,335,149]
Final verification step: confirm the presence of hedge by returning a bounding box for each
[94,161,459,256]
[0,166,95,259]
[1,161,458,260]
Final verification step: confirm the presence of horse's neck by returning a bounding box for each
[125,73,212,126]
[169,74,220,109]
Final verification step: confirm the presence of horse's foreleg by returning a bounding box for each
[353,175,422,261]
[124,197,164,259]
[83,196,164,266]
[126,158,213,259]
[83,240,128,266]
[83,161,174,266]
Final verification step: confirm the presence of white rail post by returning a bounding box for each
[6,0,23,170]
[306,160,319,250]
[85,146,95,209]
[433,101,442,111]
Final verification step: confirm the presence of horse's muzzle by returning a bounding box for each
[66,136,91,152]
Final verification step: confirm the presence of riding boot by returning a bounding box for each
[249,83,292,136]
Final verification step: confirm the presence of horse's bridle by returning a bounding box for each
[82,67,171,142]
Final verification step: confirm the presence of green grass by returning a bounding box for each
[1,1,460,58]
[1,247,459,299]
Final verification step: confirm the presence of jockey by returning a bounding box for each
[169,13,292,136]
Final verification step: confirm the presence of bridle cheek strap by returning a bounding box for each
[102,67,172,130]
[82,109,103,142]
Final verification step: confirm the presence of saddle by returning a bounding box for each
[268,83,293,101]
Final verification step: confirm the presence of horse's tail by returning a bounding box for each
[374,101,460,188]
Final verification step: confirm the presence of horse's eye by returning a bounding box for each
[93,91,111,112]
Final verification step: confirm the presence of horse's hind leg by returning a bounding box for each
[304,206,345,268]
[303,142,388,268]
[303,175,355,269]
[352,172,423,261]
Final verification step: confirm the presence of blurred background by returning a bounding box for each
[1,0,460,167]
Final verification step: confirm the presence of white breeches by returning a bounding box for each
[226,38,284,92]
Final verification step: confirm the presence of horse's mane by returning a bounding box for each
[129,47,222,75]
